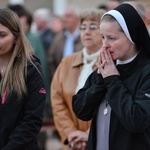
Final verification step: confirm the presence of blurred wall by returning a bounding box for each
[0,0,52,14]
[0,0,107,15]
[0,0,149,16]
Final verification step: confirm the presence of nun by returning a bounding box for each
[72,3,150,150]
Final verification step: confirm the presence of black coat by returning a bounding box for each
[73,51,150,150]
[39,29,54,53]
[0,57,46,150]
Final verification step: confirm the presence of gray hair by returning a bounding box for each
[34,8,51,23]
[65,5,81,18]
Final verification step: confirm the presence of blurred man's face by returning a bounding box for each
[64,9,79,32]
[34,16,44,30]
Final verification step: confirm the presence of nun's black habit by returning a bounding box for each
[72,3,150,150]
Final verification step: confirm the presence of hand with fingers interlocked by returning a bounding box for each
[68,130,88,150]
[96,47,120,78]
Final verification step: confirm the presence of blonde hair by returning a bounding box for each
[0,8,35,100]
[80,8,106,24]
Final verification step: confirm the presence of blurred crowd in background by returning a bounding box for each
[2,0,150,149]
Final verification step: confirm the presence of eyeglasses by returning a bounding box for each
[79,24,99,31]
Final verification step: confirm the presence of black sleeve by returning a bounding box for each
[72,70,106,121]
[104,74,150,132]
[2,62,46,150]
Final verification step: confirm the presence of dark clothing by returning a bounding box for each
[72,51,150,150]
[26,31,50,110]
[25,31,47,78]
[0,57,46,150]
[39,29,54,53]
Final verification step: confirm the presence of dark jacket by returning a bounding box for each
[0,57,46,150]
[39,29,54,53]
[72,51,150,150]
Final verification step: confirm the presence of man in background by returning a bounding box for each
[47,5,83,82]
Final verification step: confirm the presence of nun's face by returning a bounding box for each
[100,21,136,61]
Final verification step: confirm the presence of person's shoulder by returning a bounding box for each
[28,55,41,67]
[61,51,83,66]
[26,55,43,78]
[143,60,150,71]
[26,32,43,44]
[31,33,41,41]
[54,51,83,78]
[53,30,65,41]
[63,50,82,59]
[41,29,54,38]
[26,31,38,39]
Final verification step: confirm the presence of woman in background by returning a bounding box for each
[51,8,106,150]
